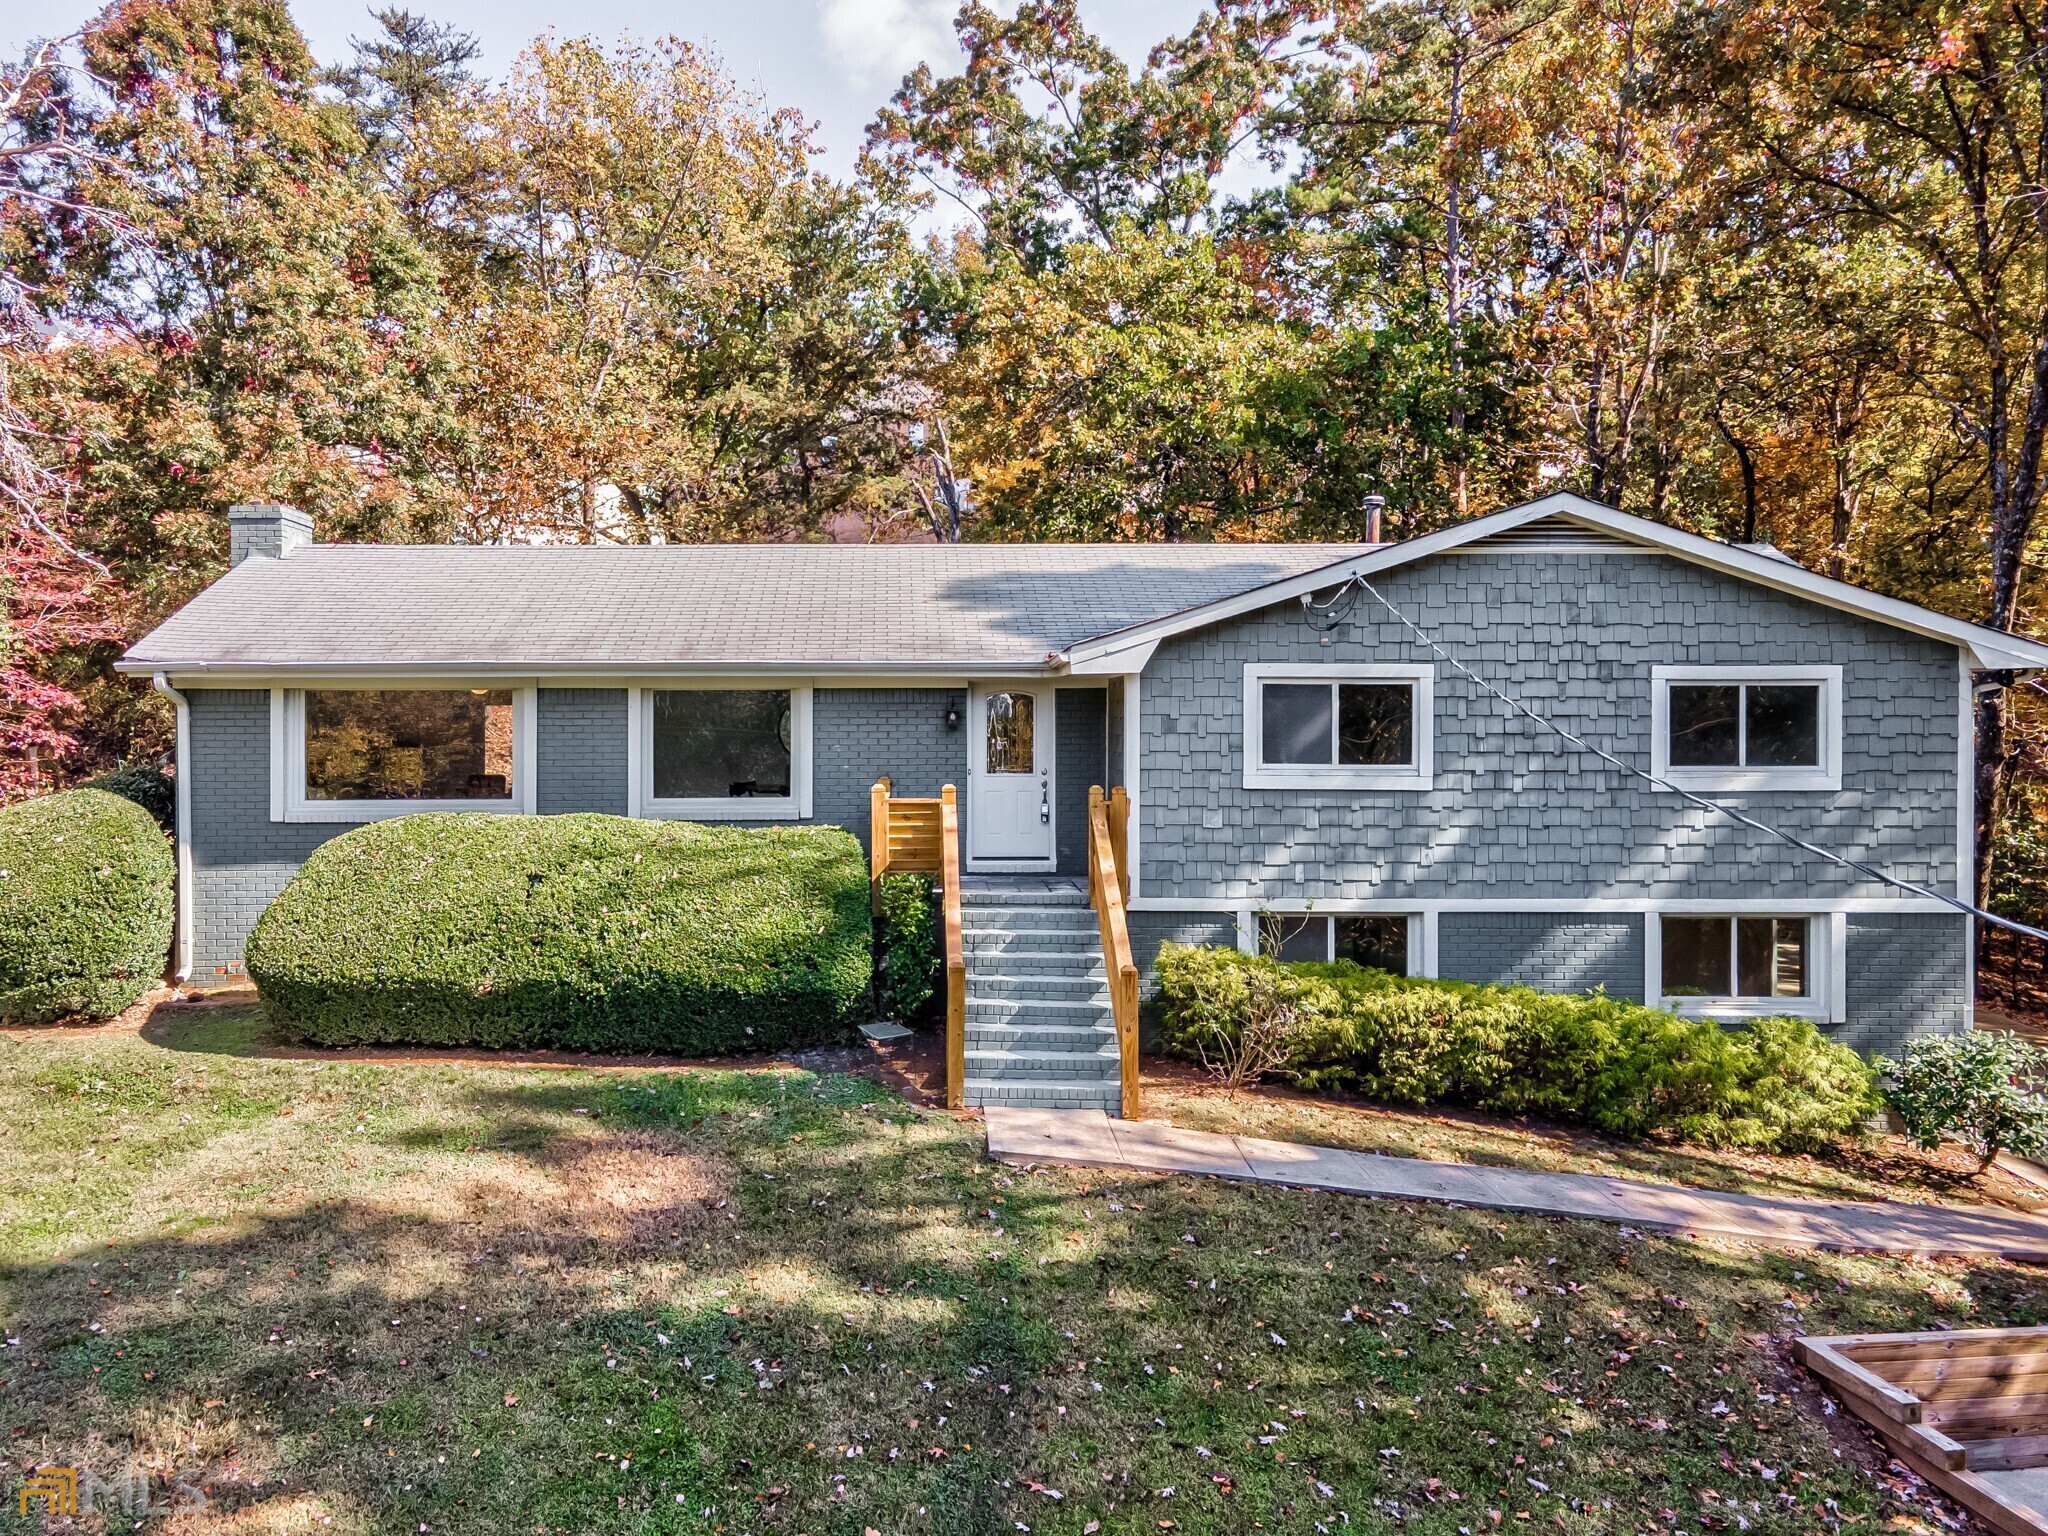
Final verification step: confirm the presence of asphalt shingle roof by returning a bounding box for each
[122,542,1375,672]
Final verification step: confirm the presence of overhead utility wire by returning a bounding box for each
[1300,575,2048,945]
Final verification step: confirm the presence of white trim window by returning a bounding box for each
[1650,665,1842,791]
[631,684,814,820]
[1650,912,1830,1020]
[273,685,536,823]
[1243,664,1433,790]
[1255,911,1423,975]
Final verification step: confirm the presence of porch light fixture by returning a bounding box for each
[945,705,961,731]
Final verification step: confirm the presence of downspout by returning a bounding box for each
[151,672,194,982]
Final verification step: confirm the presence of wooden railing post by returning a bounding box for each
[1087,785,1104,911]
[1107,784,1130,902]
[1116,954,1140,1121]
[1088,784,1141,1120]
[940,784,965,1111]
[869,776,891,914]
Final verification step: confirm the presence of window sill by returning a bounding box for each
[1666,997,1826,1021]
[282,799,521,824]
[639,799,801,821]
[1244,767,1431,791]
[1656,769,1840,793]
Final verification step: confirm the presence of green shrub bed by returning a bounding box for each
[875,871,939,1021]
[0,788,174,1022]
[247,813,872,1053]
[1155,943,1879,1151]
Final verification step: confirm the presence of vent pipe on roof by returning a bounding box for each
[1363,495,1385,544]
[229,503,314,566]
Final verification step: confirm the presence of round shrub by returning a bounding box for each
[0,788,174,1022]
[81,765,176,833]
[1154,942,1880,1152]
[246,813,873,1053]
[1878,1031,2048,1170]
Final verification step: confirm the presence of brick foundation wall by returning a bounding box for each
[1842,912,1971,1057]
[1439,913,1645,999]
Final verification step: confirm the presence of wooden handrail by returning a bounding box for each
[1088,784,1141,1119]
[871,777,966,1110]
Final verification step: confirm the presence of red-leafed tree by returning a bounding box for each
[1,35,128,798]
[1,0,453,796]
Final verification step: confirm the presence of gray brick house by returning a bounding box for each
[118,491,2048,1059]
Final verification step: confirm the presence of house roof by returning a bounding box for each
[117,541,1377,677]
[120,492,2048,679]
[1062,493,2048,675]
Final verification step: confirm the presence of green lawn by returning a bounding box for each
[0,1003,2029,1535]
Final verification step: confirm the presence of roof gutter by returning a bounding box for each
[113,658,1070,680]
[151,672,194,984]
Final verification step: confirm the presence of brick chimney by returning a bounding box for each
[229,503,315,566]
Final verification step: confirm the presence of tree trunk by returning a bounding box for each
[1583,351,1614,504]
[1445,46,1468,518]
[1828,440,1856,580]
[1647,439,1675,522]
[1713,405,1758,543]
[1819,360,1872,579]
[1978,693,2010,905]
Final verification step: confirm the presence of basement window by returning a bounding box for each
[1258,913,1414,974]
[1662,915,1808,1001]
[1652,913,1836,1020]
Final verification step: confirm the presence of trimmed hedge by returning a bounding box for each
[246,813,872,1052]
[0,788,174,1022]
[1155,944,1880,1151]
[82,765,176,833]
[876,871,939,1021]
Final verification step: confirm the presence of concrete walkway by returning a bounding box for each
[984,1107,2048,1262]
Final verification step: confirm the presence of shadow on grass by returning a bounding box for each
[0,1087,1055,1534]
[130,1001,937,1101]
[4,1055,2043,1535]
[138,999,274,1058]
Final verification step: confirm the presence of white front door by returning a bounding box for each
[968,685,1056,866]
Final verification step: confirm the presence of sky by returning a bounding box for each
[8,0,1212,184]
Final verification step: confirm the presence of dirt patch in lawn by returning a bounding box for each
[443,1128,730,1258]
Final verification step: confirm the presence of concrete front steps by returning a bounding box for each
[959,877,1122,1114]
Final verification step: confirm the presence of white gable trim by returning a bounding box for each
[1057,492,2048,673]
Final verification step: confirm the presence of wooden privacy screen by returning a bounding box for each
[1797,1327,2048,1535]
